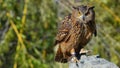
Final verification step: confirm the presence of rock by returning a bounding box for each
[69,55,119,68]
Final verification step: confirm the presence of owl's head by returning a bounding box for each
[73,5,95,21]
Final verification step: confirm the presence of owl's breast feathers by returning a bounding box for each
[55,14,72,45]
[55,13,96,63]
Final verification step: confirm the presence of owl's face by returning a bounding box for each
[73,5,95,21]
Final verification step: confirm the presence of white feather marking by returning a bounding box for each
[54,44,59,53]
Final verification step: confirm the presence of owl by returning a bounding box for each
[54,5,97,63]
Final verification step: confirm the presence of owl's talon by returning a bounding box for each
[80,49,92,54]
[71,56,79,63]
[70,48,79,63]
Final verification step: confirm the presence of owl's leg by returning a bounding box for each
[79,48,92,55]
[70,48,79,62]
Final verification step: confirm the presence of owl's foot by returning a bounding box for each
[70,48,79,63]
[80,48,92,55]
[71,56,79,63]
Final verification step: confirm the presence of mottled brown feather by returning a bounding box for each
[55,5,97,63]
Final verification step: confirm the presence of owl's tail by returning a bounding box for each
[55,44,68,63]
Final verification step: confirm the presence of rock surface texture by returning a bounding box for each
[69,55,119,68]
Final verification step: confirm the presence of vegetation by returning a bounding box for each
[0,0,120,68]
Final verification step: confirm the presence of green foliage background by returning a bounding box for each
[0,0,120,68]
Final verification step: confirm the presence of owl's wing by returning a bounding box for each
[55,15,72,45]
[93,21,97,36]
[86,12,97,36]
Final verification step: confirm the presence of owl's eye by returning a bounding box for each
[85,12,90,16]
[78,12,81,16]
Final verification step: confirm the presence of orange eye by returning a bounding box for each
[78,12,81,16]
[85,12,90,16]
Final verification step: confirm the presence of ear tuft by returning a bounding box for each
[72,6,77,9]
[89,6,95,9]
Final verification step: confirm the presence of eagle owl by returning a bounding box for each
[55,5,97,63]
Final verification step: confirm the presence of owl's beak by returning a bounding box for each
[79,15,85,21]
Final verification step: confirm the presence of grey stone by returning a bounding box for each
[69,55,119,68]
